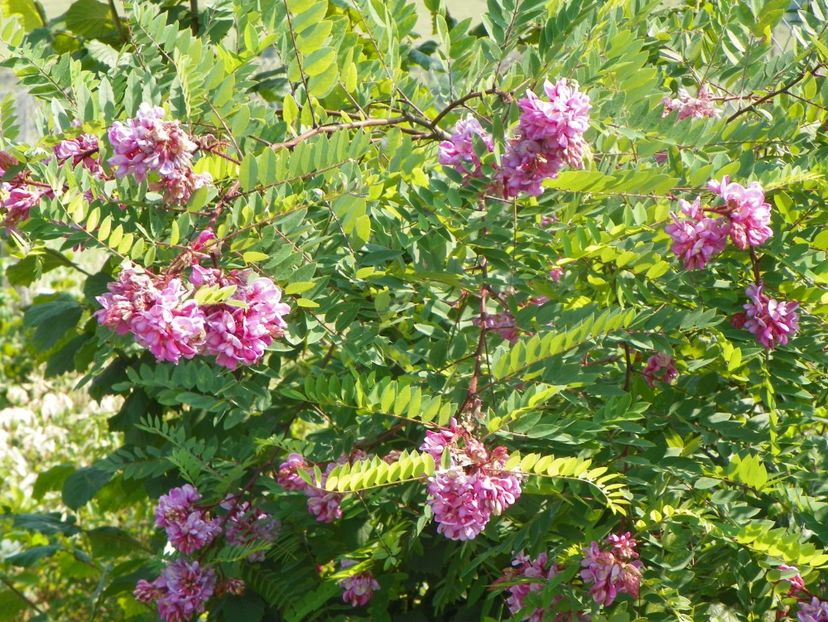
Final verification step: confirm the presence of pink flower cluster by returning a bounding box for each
[667,177,773,270]
[134,559,216,622]
[779,564,807,596]
[438,116,494,174]
[138,485,276,620]
[501,79,591,197]
[642,353,678,387]
[54,134,102,175]
[274,452,349,523]
[662,85,720,120]
[580,532,642,607]
[95,261,290,368]
[665,197,729,270]
[108,103,209,204]
[0,151,45,228]
[338,560,380,607]
[708,176,773,249]
[221,496,280,562]
[155,485,221,554]
[473,311,520,343]
[733,284,799,349]
[422,420,521,540]
[798,598,828,622]
[497,551,593,621]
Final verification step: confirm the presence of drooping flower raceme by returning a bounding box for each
[580,532,643,607]
[305,461,343,523]
[220,497,279,562]
[200,271,291,370]
[438,116,494,174]
[642,353,678,388]
[739,284,799,349]
[108,103,197,182]
[134,559,216,622]
[797,598,828,622]
[501,78,591,198]
[778,564,806,596]
[130,279,206,364]
[154,484,220,554]
[0,151,45,228]
[95,266,163,336]
[276,452,310,491]
[708,176,773,249]
[662,85,720,120]
[54,134,102,175]
[665,197,729,270]
[338,560,380,607]
[422,424,521,540]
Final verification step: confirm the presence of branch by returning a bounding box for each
[727,62,823,122]
[430,88,511,129]
[270,116,411,150]
[622,342,632,392]
[282,0,316,127]
[0,574,48,619]
[189,0,199,35]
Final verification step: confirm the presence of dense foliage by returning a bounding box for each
[1,0,828,620]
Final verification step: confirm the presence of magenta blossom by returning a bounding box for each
[134,559,216,622]
[438,116,494,174]
[305,461,343,523]
[741,284,799,349]
[549,266,564,282]
[708,176,772,249]
[665,197,729,270]
[0,185,44,228]
[108,103,196,182]
[662,85,720,120]
[338,560,380,607]
[130,279,206,364]
[220,497,279,562]
[500,78,590,198]
[54,134,102,174]
[95,266,161,336]
[778,564,806,596]
[154,485,220,554]
[642,353,678,388]
[474,310,520,343]
[276,452,310,491]
[202,272,291,370]
[580,533,643,607]
[151,169,211,205]
[423,425,521,540]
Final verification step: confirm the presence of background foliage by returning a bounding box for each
[1,0,827,620]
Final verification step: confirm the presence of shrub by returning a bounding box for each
[1,0,827,620]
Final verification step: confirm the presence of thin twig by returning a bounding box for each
[727,61,824,122]
[282,0,316,127]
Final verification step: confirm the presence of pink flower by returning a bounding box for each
[642,353,678,388]
[338,560,380,607]
[191,228,216,252]
[778,564,806,596]
[708,176,772,249]
[130,279,206,364]
[662,85,720,120]
[277,453,310,491]
[498,552,588,622]
[580,534,642,607]
[202,273,291,370]
[154,485,220,554]
[438,116,493,174]
[474,311,520,343]
[151,169,211,205]
[419,418,463,463]
[217,578,246,596]
[108,103,196,182]
[220,497,279,562]
[798,598,828,622]
[549,266,564,282]
[305,462,343,523]
[665,197,729,270]
[0,185,43,227]
[742,285,799,349]
[134,559,216,622]
[500,78,590,198]
[95,266,161,335]
[54,134,102,174]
